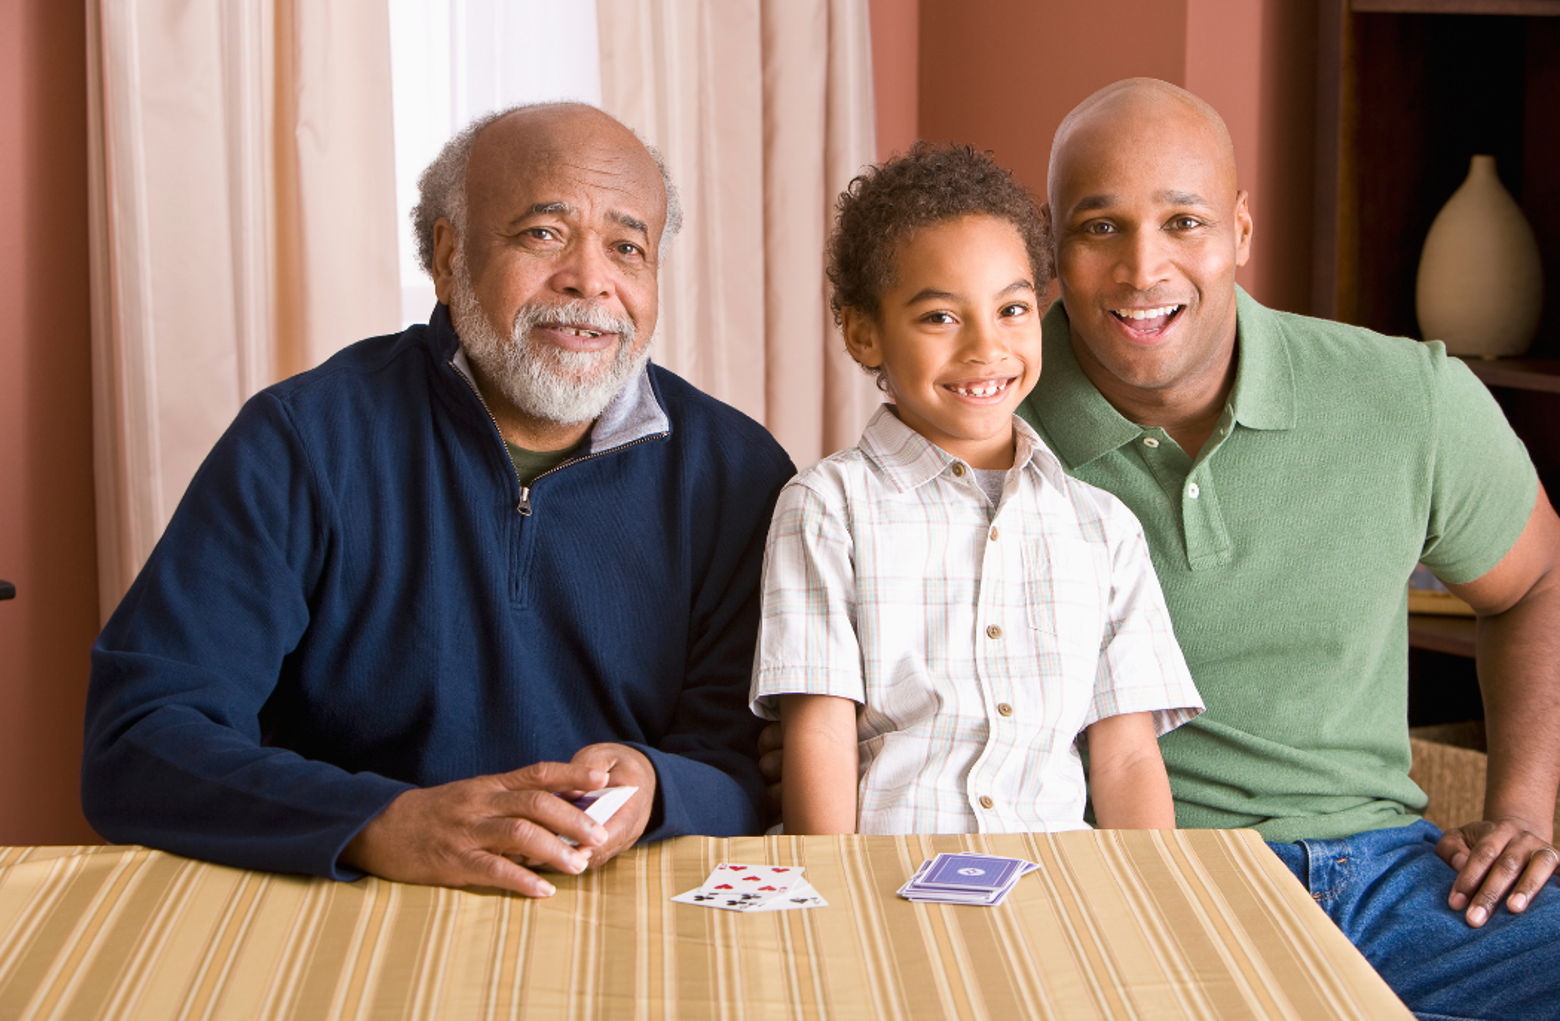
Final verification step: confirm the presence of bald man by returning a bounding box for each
[1020,78,1560,1015]
[84,104,795,897]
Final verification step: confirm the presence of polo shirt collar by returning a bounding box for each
[1029,286,1294,470]
[857,403,1069,494]
[1226,287,1296,432]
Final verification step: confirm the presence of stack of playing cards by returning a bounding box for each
[556,786,637,846]
[897,852,1039,906]
[672,863,827,912]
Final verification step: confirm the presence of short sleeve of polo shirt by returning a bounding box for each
[750,478,864,718]
[1418,346,1538,584]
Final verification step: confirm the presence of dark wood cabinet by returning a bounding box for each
[1312,1,1560,723]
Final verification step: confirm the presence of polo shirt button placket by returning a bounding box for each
[1187,482,1201,500]
[979,795,995,810]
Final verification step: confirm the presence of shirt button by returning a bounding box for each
[989,526,1000,541]
[951,463,966,477]
[986,625,1003,639]
[997,702,1014,717]
[979,795,995,810]
[1142,436,1160,448]
[1187,482,1201,500]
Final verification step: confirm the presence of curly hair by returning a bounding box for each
[827,142,1051,325]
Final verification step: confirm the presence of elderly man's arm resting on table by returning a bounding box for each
[1436,483,1560,926]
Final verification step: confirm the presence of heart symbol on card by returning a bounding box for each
[714,884,734,890]
[742,876,760,882]
[758,885,777,891]
[774,867,792,872]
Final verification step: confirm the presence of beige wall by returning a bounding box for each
[0,0,1320,845]
[0,0,101,843]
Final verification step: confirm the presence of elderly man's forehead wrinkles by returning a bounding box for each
[507,202,649,237]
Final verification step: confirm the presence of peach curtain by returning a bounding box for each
[597,0,881,466]
[86,1,401,619]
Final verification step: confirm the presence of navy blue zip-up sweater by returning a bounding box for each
[83,306,795,879]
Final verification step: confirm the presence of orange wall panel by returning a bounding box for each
[0,0,102,844]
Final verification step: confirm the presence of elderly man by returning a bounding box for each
[1021,78,1560,1016]
[83,103,794,898]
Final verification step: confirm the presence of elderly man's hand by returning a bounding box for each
[1438,816,1560,926]
[341,749,655,897]
[568,743,656,868]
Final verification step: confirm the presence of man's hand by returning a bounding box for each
[341,760,616,897]
[568,743,657,868]
[758,721,784,821]
[1438,817,1560,926]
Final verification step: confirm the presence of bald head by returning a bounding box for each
[1048,78,1238,224]
[1042,78,1253,424]
[412,102,681,275]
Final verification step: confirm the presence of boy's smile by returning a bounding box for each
[843,214,1042,470]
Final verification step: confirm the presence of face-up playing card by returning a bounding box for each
[671,863,825,912]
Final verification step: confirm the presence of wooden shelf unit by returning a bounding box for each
[1314,1,1560,720]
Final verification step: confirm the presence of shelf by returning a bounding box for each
[1460,357,1560,393]
[1409,613,1477,657]
[1354,1,1560,14]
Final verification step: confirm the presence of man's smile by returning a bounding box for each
[1109,304,1185,334]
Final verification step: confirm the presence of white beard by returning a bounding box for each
[450,256,650,427]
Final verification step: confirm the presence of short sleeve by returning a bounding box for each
[749,479,866,719]
[1084,499,1204,736]
[1420,348,1538,584]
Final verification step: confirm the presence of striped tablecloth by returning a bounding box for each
[0,829,1407,1019]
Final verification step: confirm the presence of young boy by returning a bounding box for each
[750,144,1202,835]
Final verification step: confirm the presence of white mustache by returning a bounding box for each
[512,300,634,342]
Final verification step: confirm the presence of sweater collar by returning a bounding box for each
[433,303,669,453]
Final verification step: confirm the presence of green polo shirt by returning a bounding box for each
[1019,288,1537,841]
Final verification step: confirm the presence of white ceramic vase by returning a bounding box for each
[1415,154,1542,359]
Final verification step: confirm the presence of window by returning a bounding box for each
[389,0,602,326]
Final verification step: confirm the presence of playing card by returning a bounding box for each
[743,879,828,911]
[557,785,637,846]
[898,852,1038,907]
[671,863,823,912]
[700,863,802,909]
[917,853,1023,892]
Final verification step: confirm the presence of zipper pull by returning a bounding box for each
[518,485,533,516]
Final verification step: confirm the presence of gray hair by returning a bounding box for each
[411,102,683,275]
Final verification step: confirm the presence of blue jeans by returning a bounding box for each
[1267,820,1560,1021]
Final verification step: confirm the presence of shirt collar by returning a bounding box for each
[1026,286,1294,470]
[442,304,669,454]
[857,403,1073,494]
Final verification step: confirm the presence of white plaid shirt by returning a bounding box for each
[752,406,1202,834]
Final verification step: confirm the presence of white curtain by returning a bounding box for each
[597,0,881,466]
[87,0,402,618]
